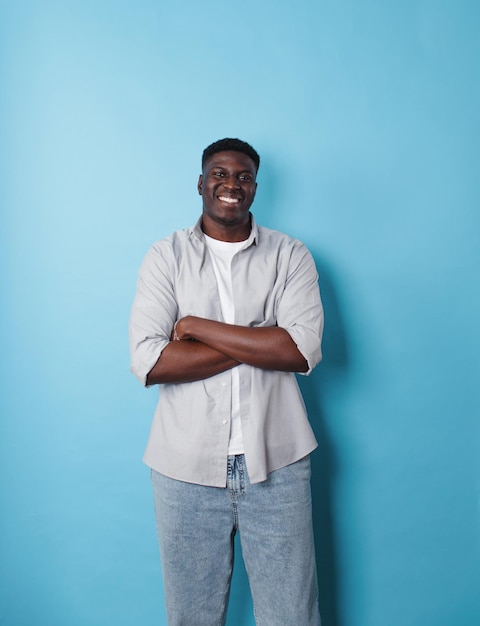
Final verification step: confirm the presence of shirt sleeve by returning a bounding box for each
[129,241,177,386]
[276,241,324,375]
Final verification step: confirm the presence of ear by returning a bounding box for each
[197,175,203,195]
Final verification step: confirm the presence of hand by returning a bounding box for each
[170,322,179,341]
[171,316,196,341]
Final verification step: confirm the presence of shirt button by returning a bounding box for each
[222,420,227,425]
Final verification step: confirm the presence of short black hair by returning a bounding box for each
[202,138,260,172]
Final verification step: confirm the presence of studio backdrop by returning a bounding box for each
[1,1,479,625]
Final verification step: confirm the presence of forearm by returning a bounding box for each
[146,339,239,385]
[175,316,308,372]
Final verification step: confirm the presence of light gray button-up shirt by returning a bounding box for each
[129,215,324,486]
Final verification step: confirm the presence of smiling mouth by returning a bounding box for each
[217,195,241,204]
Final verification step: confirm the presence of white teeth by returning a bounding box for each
[218,196,239,204]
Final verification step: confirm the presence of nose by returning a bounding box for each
[223,175,241,190]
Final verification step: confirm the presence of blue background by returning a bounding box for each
[1,1,479,625]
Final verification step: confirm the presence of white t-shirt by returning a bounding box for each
[204,234,250,455]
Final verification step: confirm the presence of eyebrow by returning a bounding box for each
[210,165,255,174]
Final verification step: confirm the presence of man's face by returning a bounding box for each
[198,150,257,233]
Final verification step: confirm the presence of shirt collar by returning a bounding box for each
[191,213,258,246]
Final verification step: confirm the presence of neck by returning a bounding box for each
[201,216,251,242]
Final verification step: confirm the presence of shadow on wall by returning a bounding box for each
[298,254,350,626]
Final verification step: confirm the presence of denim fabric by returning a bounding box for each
[151,455,321,626]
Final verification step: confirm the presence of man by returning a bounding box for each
[129,138,323,625]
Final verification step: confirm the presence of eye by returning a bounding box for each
[213,171,225,177]
[239,174,252,181]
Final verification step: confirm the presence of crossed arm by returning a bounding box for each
[145,315,308,385]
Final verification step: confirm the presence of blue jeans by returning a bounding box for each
[151,455,321,626]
